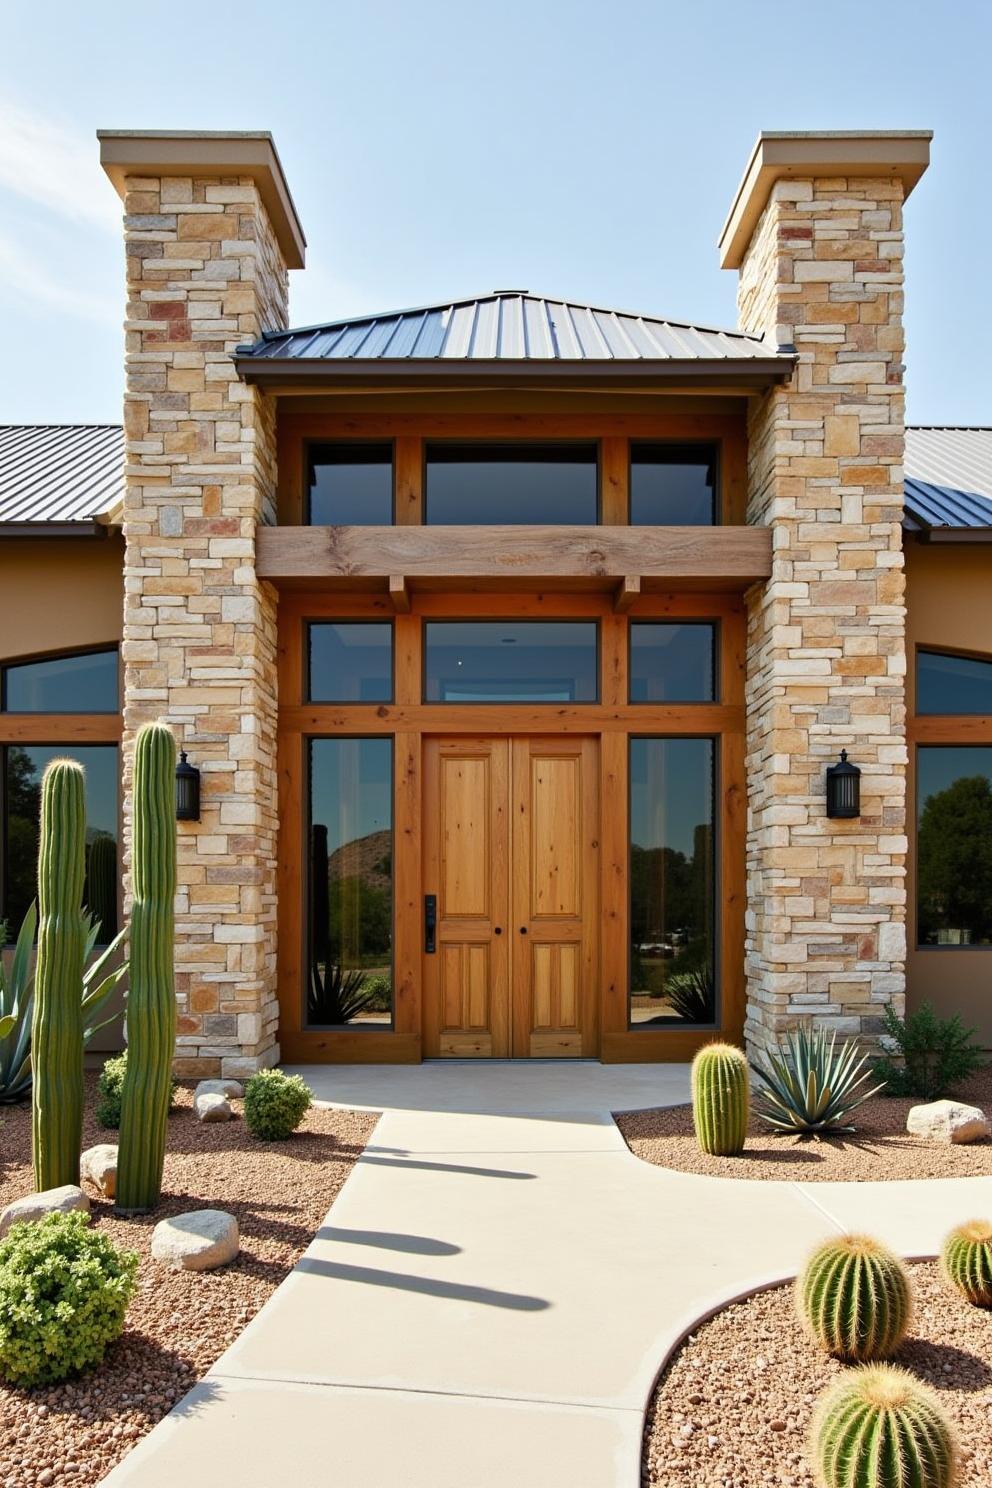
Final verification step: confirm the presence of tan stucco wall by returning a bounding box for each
[905,539,992,1038]
[0,535,124,662]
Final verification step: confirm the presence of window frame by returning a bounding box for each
[0,644,121,715]
[304,438,397,526]
[306,619,395,705]
[627,618,720,705]
[628,439,721,527]
[421,617,602,705]
[423,438,603,526]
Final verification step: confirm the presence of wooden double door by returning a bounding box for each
[423,736,599,1057]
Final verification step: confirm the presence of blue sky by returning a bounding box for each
[1,0,990,425]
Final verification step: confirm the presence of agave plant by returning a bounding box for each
[307,959,374,1026]
[665,965,715,1024]
[752,1024,885,1135]
[0,903,127,1103]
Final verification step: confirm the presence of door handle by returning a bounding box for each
[424,894,437,954]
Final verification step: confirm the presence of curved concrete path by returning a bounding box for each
[101,1063,992,1488]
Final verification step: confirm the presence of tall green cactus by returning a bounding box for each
[32,759,87,1190]
[797,1235,911,1362]
[941,1219,992,1306]
[116,723,176,1212]
[86,832,118,942]
[691,1041,749,1155]
[811,1365,956,1488]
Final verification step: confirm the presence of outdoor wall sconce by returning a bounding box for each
[826,749,861,819]
[175,750,201,822]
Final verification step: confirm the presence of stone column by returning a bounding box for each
[718,131,931,1053]
[100,131,306,1078]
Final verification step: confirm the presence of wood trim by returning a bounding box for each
[908,716,992,743]
[279,704,744,736]
[389,576,410,612]
[277,409,748,440]
[613,577,640,614]
[601,1029,727,1062]
[600,436,628,524]
[394,436,422,525]
[280,1030,422,1063]
[393,731,421,1038]
[599,729,628,1039]
[0,716,122,744]
[276,729,305,1045]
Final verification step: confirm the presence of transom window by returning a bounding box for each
[917,649,992,715]
[423,620,599,703]
[1,648,119,714]
[307,443,393,525]
[630,443,717,526]
[629,622,716,703]
[425,443,598,524]
[308,622,393,703]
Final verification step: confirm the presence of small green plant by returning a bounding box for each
[308,960,374,1025]
[941,1219,992,1307]
[691,1042,749,1156]
[665,966,715,1024]
[797,1235,911,1362]
[874,1002,985,1101]
[96,1052,177,1131]
[361,975,392,1014]
[753,1024,883,1135]
[810,1365,956,1488]
[244,1069,312,1140]
[0,1210,138,1386]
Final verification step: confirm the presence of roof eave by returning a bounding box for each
[908,525,992,544]
[0,520,113,540]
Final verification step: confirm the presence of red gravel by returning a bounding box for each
[0,1075,376,1488]
[618,1069,992,1182]
[644,1261,992,1487]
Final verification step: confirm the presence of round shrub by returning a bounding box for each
[362,975,392,1013]
[96,1052,177,1130]
[244,1069,312,1140]
[0,1210,138,1386]
[796,1234,911,1362]
[941,1218,992,1306]
[811,1365,956,1488]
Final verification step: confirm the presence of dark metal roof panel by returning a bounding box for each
[0,425,124,525]
[904,428,992,532]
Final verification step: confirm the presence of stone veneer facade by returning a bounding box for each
[117,169,288,1078]
[735,173,909,1052]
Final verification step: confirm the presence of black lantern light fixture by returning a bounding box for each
[175,749,201,822]
[826,749,861,819]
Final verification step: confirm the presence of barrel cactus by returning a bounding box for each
[797,1235,911,1362]
[116,723,177,1213]
[690,1042,749,1156]
[31,759,87,1191]
[941,1219,992,1307]
[811,1365,957,1488]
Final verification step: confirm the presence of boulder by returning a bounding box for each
[194,1091,232,1123]
[80,1144,118,1199]
[0,1184,90,1238]
[194,1078,243,1101]
[151,1209,239,1271]
[907,1099,991,1144]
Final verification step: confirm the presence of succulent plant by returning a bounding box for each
[116,723,177,1213]
[665,965,716,1024]
[753,1024,884,1135]
[797,1235,911,1362]
[691,1041,749,1156]
[811,1364,957,1488]
[941,1219,992,1307]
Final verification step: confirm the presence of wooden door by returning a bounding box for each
[423,736,598,1057]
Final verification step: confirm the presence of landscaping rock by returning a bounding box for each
[0,1184,90,1238]
[151,1209,239,1272]
[194,1091,232,1123]
[80,1144,118,1199]
[906,1099,991,1144]
[194,1078,243,1101]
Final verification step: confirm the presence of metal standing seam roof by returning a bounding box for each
[0,425,125,527]
[903,427,992,533]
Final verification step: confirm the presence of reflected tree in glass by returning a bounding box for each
[918,770,992,946]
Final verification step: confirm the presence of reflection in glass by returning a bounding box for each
[917,746,992,947]
[630,443,717,525]
[308,623,393,703]
[630,623,715,703]
[917,650,992,715]
[3,649,118,714]
[308,738,393,1026]
[425,443,598,524]
[308,443,393,525]
[424,621,598,703]
[3,745,119,939]
[630,738,716,1026]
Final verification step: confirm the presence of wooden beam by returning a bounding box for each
[613,576,640,613]
[388,575,410,612]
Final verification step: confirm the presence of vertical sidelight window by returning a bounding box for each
[307,738,393,1027]
[307,443,394,525]
[629,738,716,1026]
[917,745,992,948]
[630,443,717,525]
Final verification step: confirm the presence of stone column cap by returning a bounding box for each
[719,129,932,270]
[98,129,306,269]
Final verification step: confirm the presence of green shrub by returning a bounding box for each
[874,1002,985,1100]
[811,1365,956,1488]
[96,1052,177,1131]
[797,1234,911,1362]
[361,975,392,1013]
[244,1069,312,1140]
[0,1210,138,1386]
[753,1025,883,1135]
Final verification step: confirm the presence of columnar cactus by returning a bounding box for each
[690,1042,749,1155]
[797,1235,911,1362]
[86,832,118,942]
[941,1219,992,1306]
[811,1365,957,1488]
[31,759,87,1190]
[116,723,176,1213]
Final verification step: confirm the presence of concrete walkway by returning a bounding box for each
[101,1063,992,1488]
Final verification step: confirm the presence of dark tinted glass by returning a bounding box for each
[307,738,393,1027]
[308,443,393,524]
[917,745,992,947]
[630,623,715,703]
[424,621,598,703]
[3,649,118,713]
[917,650,992,715]
[3,744,119,939]
[630,443,717,525]
[630,738,716,1026]
[308,623,393,703]
[425,443,598,524]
